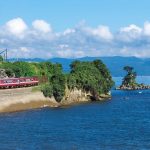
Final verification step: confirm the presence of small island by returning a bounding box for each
[116,66,150,90]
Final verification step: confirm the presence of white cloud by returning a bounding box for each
[143,21,150,36]
[32,20,52,33]
[20,47,30,52]
[0,18,150,58]
[93,25,113,40]
[85,25,113,40]
[5,18,28,36]
[59,44,69,49]
[63,28,75,35]
[0,39,7,44]
[119,24,142,41]
[119,46,150,58]
[57,49,85,58]
[120,24,142,33]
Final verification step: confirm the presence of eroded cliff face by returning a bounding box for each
[60,87,111,105]
[60,87,90,105]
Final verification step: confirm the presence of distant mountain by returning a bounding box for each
[9,57,150,76]
[9,58,46,62]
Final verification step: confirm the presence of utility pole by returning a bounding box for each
[0,49,8,62]
[6,49,7,61]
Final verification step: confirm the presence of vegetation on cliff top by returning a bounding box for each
[67,60,114,100]
[122,66,137,87]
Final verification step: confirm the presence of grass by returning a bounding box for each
[31,86,41,92]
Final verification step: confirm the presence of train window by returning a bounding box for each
[26,79,31,82]
[5,80,13,83]
[20,79,25,82]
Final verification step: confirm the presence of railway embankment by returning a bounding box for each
[0,87,59,113]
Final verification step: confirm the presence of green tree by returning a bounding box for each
[11,62,35,77]
[67,60,114,100]
[0,55,3,62]
[41,84,53,97]
[51,73,66,102]
[123,66,133,74]
[41,63,66,102]
[5,69,14,77]
[122,66,137,86]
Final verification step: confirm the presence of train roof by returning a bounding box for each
[0,76,38,80]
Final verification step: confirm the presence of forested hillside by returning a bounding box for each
[8,56,150,76]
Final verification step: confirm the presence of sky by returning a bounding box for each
[0,0,150,58]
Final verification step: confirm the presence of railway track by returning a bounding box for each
[0,87,34,98]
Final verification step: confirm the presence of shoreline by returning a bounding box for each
[0,87,59,113]
[0,87,111,113]
[116,85,150,90]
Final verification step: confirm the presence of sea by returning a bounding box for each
[0,76,150,150]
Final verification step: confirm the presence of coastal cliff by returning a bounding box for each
[0,87,111,113]
[61,87,111,105]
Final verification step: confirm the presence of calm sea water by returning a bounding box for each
[0,77,150,150]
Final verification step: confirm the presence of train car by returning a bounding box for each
[0,76,39,89]
[0,78,19,88]
[19,77,39,87]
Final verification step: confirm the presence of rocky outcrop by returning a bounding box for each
[61,87,91,105]
[60,87,111,105]
[0,69,8,79]
[116,84,150,90]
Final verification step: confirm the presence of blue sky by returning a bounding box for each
[0,0,150,58]
[0,0,150,31]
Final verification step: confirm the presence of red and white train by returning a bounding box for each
[0,77,39,89]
